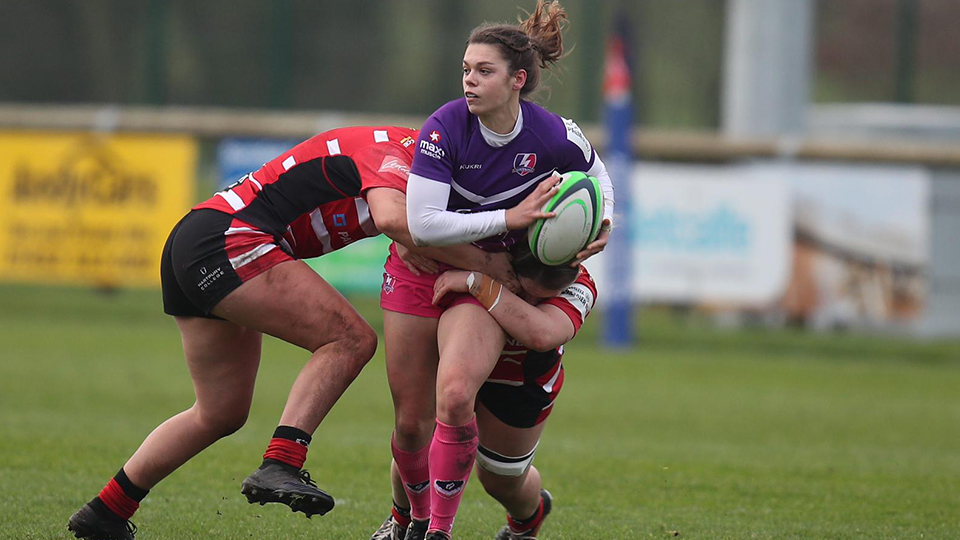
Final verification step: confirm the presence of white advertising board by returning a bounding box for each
[587,162,792,305]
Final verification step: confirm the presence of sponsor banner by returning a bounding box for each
[588,162,792,305]
[306,234,391,294]
[217,137,300,189]
[0,131,196,287]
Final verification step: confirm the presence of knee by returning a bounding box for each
[436,382,475,424]
[340,320,378,370]
[394,413,435,449]
[195,404,249,439]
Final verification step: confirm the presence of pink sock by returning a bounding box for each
[392,434,432,521]
[428,418,478,535]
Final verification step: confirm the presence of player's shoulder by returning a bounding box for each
[521,101,566,134]
[548,265,598,322]
[572,265,598,295]
[428,98,472,129]
[324,126,418,145]
[522,102,593,161]
[421,99,475,161]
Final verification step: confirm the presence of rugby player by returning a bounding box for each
[372,246,596,540]
[382,2,615,538]
[67,126,515,540]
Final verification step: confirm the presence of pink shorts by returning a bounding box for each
[380,242,483,318]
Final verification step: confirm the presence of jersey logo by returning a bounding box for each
[419,139,445,160]
[429,130,441,142]
[333,213,347,227]
[400,136,416,147]
[434,479,465,498]
[562,117,593,162]
[512,153,537,176]
[560,282,595,321]
[379,156,411,177]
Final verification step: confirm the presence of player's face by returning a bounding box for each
[462,43,519,117]
[518,275,567,302]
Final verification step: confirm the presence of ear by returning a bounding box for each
[512,69,527,91]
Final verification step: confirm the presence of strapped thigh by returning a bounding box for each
[475,441,539,478]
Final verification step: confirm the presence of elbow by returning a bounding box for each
[405,209,433,247]
[524,328,564,352]
[407,226,430,247]
[378,216,408,244]
[407,218,444,247]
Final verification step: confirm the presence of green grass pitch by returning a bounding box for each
[1,284,959,539]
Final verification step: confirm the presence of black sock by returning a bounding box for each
[512,498,543,527]
[115,468,149,502]
[272,425,312,446]
[393,500,411,518]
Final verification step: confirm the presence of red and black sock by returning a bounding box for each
[93,468,149,521]
[392,500,412,529]
[507,495,546,534]
[261,425,311,470]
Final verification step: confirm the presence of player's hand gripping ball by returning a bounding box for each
[527,171,604,266]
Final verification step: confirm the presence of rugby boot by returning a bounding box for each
[494,489,553,540]
[370,515,407,540]
[424,532,451,540]
[67,500,137,540]
[240,459,335,518]
[405,519,429,540]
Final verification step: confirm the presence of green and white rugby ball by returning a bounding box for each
[527,171,604,266]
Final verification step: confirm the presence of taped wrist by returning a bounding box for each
[466,272,503,312]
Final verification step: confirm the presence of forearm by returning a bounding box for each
[408,244,498,273]
[406,173,507,246]
[468,274,573,351]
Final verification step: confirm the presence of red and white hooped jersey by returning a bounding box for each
[486,266,598,392]
[193,126,419,259]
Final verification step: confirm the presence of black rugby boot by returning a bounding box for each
[240,459,335,518]
[405,519,430,540]
[68,500,137,540]
[370,515,408,540]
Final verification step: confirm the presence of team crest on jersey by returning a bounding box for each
[429,130,441,142]
[400,136,416,147]
[512,153,537,176]
[434,479,465,498]
[383,273,396,294]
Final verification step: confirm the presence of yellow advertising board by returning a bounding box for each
[0,131,196,287]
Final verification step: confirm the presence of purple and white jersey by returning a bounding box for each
[411,98,598,250]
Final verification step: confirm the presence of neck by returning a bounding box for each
[478,100,521,135]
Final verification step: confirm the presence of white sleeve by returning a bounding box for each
[587,154,616,224]
[406,173,508,246]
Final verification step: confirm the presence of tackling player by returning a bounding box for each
[67,126,514,540]
[372,245,596,540]
[386,2,615,538]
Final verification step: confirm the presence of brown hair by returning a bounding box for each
[467,0,568,98]
[510,242,580,291]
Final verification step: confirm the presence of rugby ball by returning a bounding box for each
[527,171,604,266]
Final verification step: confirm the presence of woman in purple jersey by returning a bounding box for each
[374,2,615,539]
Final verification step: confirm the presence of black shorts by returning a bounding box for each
[477,352,565,429]
[160,209,294,318]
